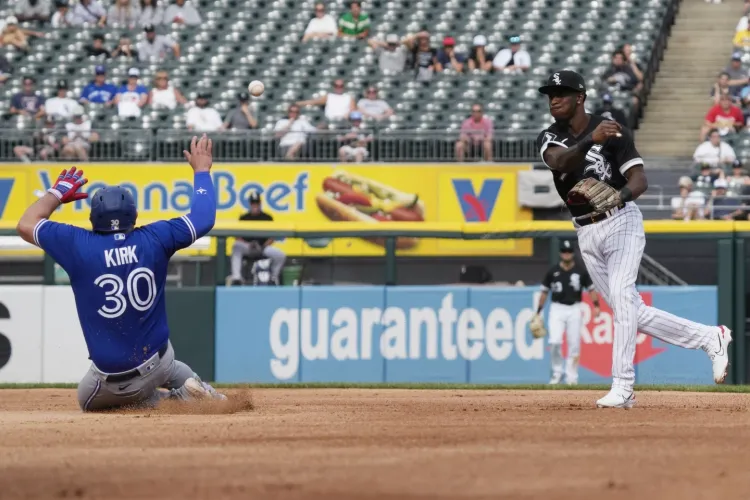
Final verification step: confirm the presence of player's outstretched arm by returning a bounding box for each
[182,134,216,238]
[17,167,88,245]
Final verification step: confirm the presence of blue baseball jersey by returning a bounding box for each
[32,172,216,373]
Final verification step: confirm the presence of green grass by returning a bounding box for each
[4,382,750,393]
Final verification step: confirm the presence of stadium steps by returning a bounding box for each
[636,0,738,157]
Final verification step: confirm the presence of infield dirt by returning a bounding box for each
[0,389,748,499]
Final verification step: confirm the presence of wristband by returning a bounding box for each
[620,187,633,203]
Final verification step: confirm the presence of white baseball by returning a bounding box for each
[248,80,265,97]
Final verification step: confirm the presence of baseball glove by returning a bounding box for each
[567,178,621,214]
[530,314,547,339]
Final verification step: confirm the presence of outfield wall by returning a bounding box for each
[0,285,717,385]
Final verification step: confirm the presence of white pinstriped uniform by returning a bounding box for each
[537,115,721,392]
[575,202,718,391]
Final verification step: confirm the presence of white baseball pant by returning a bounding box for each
[576,202,719,392]
[548,302,582,384]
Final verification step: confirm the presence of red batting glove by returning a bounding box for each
[48,166,89,203]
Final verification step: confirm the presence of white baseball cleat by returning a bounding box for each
[185,376,228,401]
[707,326,732,384]
[184,377,211,400]
[549,373,563,385]
[596,389,636,409]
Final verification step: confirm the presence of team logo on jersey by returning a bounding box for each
[114,233,125,241]
[561,292,666,377]
[452,179,502,222]
[569,273,580,291]
[111,219,120,231]
[196,188,207,195]
[583,145,612,182]
[552,73,561,85]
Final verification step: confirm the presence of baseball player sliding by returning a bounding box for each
[532,240,599,385]
[16,135,227,411]
[536,70,731,408]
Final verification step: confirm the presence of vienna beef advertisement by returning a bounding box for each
[0,163,532,257]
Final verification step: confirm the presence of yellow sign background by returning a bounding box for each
[0,163,532,257]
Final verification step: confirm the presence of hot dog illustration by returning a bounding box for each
[315,170,425,249]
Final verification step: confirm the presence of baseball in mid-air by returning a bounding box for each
[248,80,265,97]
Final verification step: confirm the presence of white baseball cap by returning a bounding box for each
[6,16,18,25]
[385,33,399,44]
[714,178,728,189]
[473,34,487,46]
[128,67,140,77]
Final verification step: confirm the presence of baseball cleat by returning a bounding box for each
[200,380,228,401]
[549,373,563,385]
[596,389,636,409]
[707,326,732,384]
[184,377,212,400]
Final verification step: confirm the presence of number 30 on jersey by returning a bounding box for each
[94,267,157,318]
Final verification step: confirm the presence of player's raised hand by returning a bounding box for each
[591,120,622,144]
[47,166,88,204]
[183,134,213,173]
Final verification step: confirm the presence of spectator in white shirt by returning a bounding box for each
[357,87,393,122]
[492,35,531,73]
[303,3,338,42]
[693,129,737,171]
[45,79,79,121]
[163,0,201,25]
[671,176,706,221]
[61,107,98,161]
[113,67,148,117]
[107,0,139,28]
[274,104,318,160]
[50,0,75,27]
[737,6,750,32]
[297,79,356,123]
[137,24,180,62]
[15,0,52,25]
[148,70,187,110]
[71,0,107,26]
[138,0,163,26]
[185,92,222,131]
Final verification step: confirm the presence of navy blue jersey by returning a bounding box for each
[33,172,216,373]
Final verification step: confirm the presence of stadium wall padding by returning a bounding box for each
[214,286,719,385]
[165,287,216,381]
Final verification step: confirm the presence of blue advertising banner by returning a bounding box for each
[214,286,718,385]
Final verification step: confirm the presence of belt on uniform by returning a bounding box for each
[574,203,625,227]
[105,343,168,383]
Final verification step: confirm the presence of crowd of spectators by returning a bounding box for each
[675,4,750,221]
[0,0,646,164]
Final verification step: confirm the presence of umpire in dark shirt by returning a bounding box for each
[228,192,286,285]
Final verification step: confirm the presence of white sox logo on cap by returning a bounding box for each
[553,73,561,85]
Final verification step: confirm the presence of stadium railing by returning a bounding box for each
[0,129,540,163]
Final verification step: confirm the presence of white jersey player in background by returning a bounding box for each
[535,240,600,386]
[536,70,732,408]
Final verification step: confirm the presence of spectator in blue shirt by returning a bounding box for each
[435,36,466,73]
[113,67,149,117]
[10,76,45,119]
[79,65,117,105]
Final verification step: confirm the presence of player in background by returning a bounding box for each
[537,70,731,408]
[534,239,600,385]
[16,135,227,411]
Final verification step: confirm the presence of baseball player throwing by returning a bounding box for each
[536,70,731,408]
[16,135,226,411]
[533,239,600,386]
